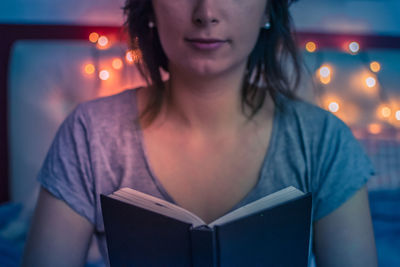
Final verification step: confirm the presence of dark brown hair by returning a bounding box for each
[123,0,301,126]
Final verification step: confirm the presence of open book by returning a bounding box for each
[101,186,312,267]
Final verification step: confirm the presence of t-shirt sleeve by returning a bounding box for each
[312,113,375,221]
[37,104,96,226]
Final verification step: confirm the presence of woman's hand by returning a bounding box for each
[21,187,94,267]
[313,185,378,267]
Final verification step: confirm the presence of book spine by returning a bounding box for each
[190,225,217,267]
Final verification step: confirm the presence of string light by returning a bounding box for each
[368,123,382,135]
[125,51,134,64]
[97,36,109,49]
[365,76,376,88]
[125,49,142,64]
[320,76,331,84]
[321,94,340,111]
[319,66,331,78]
[99,70,110,81]
[79,36,394,132]
[328,102,339,113]
[396,111,400,121]
[89,32,99,43]
[84,63,95,75]
[305,41,317,53]
[348,41,360,54]
[112,58,123,70]
[381,106,391,118]
[317,65,332,84]
[351,70,379,97]
[370,61,381,73]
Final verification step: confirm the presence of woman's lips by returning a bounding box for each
[185,38,228,51]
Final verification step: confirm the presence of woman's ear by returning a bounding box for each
[148,13,156,25]
[261,4,271,29]
[261,11,271,30]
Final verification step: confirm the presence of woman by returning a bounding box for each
[22,0,378,266]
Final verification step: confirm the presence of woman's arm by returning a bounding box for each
[21,187,94,267]
[313,185,378,267]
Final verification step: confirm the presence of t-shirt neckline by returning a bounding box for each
[131,88,281,215]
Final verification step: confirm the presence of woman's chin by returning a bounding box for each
[178,62,240,79]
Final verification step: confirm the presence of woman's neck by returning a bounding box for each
[163,62,252,134]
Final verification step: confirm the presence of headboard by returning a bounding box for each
[0,24,121,203]
[1,24,400,204]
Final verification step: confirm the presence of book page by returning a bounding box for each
[110,188,206,227]
[208,186,304,227]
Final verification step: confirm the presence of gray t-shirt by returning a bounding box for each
[37,88,375,266]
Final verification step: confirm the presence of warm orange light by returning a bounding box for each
[320,94,340,111]
[370,61,381,73]
[99,70,110,81]
[84,63,95,75]
[320,76,331,84]
[368,123,382,135]
[350,70,380,97]
[125,50,142,64]
[381,106,391,118]
[97,36,109,48]
[112,58,123,70]
[89,32,99,43]
[305,41,317,53]
[320,94,359,125]
[376,103,396,121]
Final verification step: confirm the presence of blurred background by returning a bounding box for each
[0,0,399,266]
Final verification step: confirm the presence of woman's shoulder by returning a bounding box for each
[276,93,350,136]
[65,88,140,127]
[277,93,334,119]
[78,88,138,115]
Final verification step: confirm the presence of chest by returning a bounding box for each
[141,125,273,224]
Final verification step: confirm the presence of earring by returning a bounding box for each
[148,21,155,28]
[263,22,271,30]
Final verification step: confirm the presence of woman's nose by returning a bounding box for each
[192,0,220,27]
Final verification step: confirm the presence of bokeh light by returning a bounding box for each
[125,49,142,64]
[125,51,134,64]
[317,65,333,84]
[97,36,109,49]
[320,76,331,84]
[370,61,381,73]
[112,58,123,70]
[320,94,358,125]
[89,32,99,43]
[321,94,340,112]
[84,63,95,75]
[349,41,360,54]
[365,77,376,88]
[328,102,339,113]
[381,106,391,118]
[396,111,400,121]
[319,66,331,78]
[368,123,382,135]
[305,41,317,53]
[99,70,110,81]
[350,70,380,97]
[316,64,332,84]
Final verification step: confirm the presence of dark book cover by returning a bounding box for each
[101,191,312,267]
[101,195,193,266]
[216,193,312,267]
